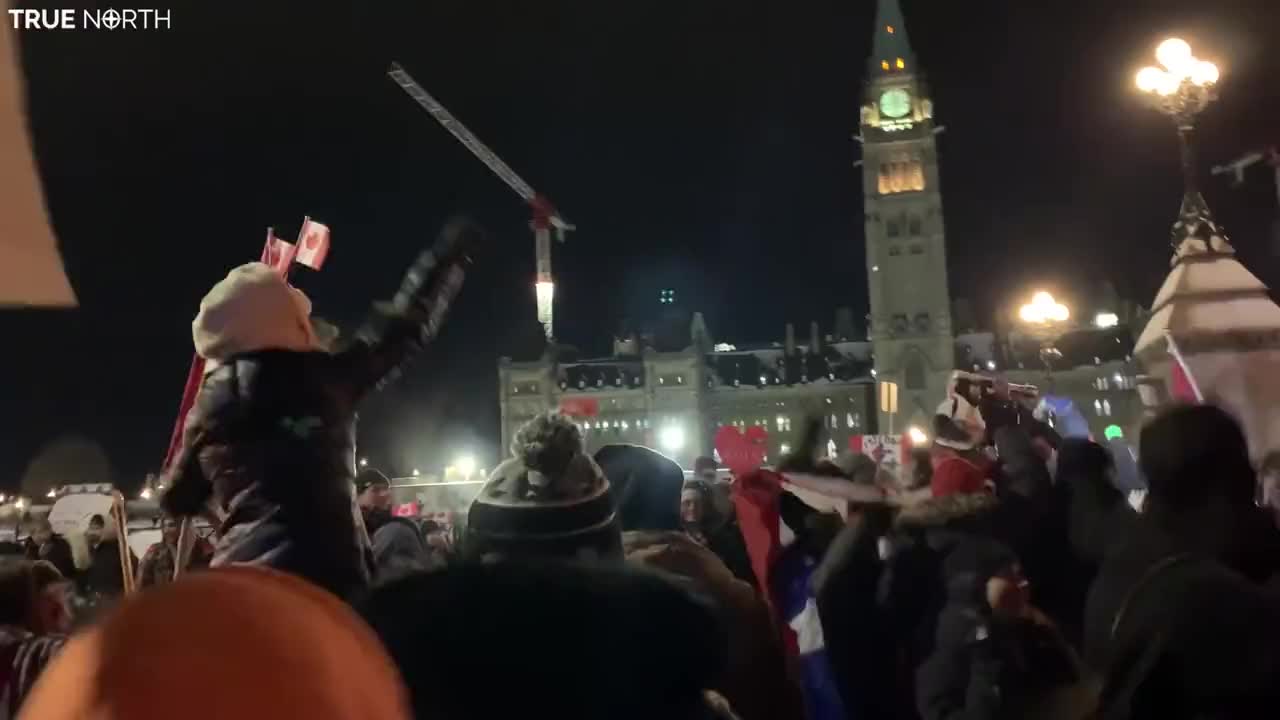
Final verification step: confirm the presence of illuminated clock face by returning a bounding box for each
[879,89,911,119]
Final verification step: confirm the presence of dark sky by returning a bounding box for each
[3,0,1279,489]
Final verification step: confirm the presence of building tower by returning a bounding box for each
[861,0,955,431]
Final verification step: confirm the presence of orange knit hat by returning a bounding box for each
[20,567,410,720]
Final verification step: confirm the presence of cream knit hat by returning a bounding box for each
[192,262,319,362]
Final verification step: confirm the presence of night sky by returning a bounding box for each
[3,0,1279,491]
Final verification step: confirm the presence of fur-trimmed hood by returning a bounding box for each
[893,491,1000,534]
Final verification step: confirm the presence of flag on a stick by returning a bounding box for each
[264,231,297,275]
[1166,332,1204,403]
[163,229,297,470]
[295,217,331,270]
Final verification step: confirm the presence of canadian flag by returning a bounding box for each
[295,217,331,270]
[264,234,296,276]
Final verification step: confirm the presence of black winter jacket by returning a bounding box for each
[162,221,474,601]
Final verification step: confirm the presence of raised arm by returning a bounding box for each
[336,218,479,399]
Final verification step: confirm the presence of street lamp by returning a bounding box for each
[1094,312,1120,329]
[1018,291,1070,326]
[454,455,477,479]
[906,426,929,446]
[658,424,686,453]
[1135,38,1232,260]
[1017,291,1072,372]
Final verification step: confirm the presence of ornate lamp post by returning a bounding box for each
[1017,291,1071,372]
[1135,39,1231,261]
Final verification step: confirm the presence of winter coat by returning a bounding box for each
[23,537,75,582]
[929,448,990,498]
[1038,440,1138,648]
[80,541,135,598]
[1083,498,1280,674]
[162,224,472,601]
[357,560,734,720]
[0,625,63,720]
[1094,552,1280,719]
[882,494,1007,713]
[624,531,805,720]
[369,516,431,582]
[810,503,899,720]
[913,537,1092,720]
[135,540,213,589]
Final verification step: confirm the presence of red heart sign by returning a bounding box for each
[714,425,769,475]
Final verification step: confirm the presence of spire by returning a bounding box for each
[870,0,916,77]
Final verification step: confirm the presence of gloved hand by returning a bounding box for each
[394,217,484,311]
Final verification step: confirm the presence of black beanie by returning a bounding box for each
[355,468,391,495]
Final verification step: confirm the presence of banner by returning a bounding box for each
[559,397,600,417]
[0,19,75,307]
[848,434,909,477]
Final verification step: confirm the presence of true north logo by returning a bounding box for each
[8,8,171,30]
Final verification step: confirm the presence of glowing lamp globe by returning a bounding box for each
[1135,66,1164,93]
[1156,38,1193,75]
[1191,60,1219,86]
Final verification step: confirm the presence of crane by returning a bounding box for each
[388,61,574,341]
[1212,146,1280,211]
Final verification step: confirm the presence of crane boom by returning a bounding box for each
[387,62,572,233]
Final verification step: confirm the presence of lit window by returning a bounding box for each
[827,439,837,458]
[881,60,890,71]
[886,25,895,34]
[1094,399,1103,415]
[676,375,684,384]
[896,58,906,69]
[780,443,792,455]
[1104,399,1113,416]
[831,414,839,429]
[846,413,856,429]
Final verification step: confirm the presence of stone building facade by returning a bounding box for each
[496,0,1142,468]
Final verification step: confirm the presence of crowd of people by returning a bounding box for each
[1,220,1278,719]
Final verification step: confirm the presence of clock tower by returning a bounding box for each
[860,0,954,432]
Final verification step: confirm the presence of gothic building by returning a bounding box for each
[495,0,1141,468]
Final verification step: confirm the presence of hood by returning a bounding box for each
[595,444,684,532]
[193,262,320,362]
[893,491,1000,534]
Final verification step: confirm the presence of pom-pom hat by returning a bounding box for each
[467,413,621,562]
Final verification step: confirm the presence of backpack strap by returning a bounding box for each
[1109,553,1199,640]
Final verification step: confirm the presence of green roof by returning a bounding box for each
[869,0,916,77]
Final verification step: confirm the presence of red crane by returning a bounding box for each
[388,62,573,340]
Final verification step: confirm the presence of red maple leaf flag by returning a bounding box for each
[1166,332,1203,403]
[294,217,331,270]
[265,235,297,275]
